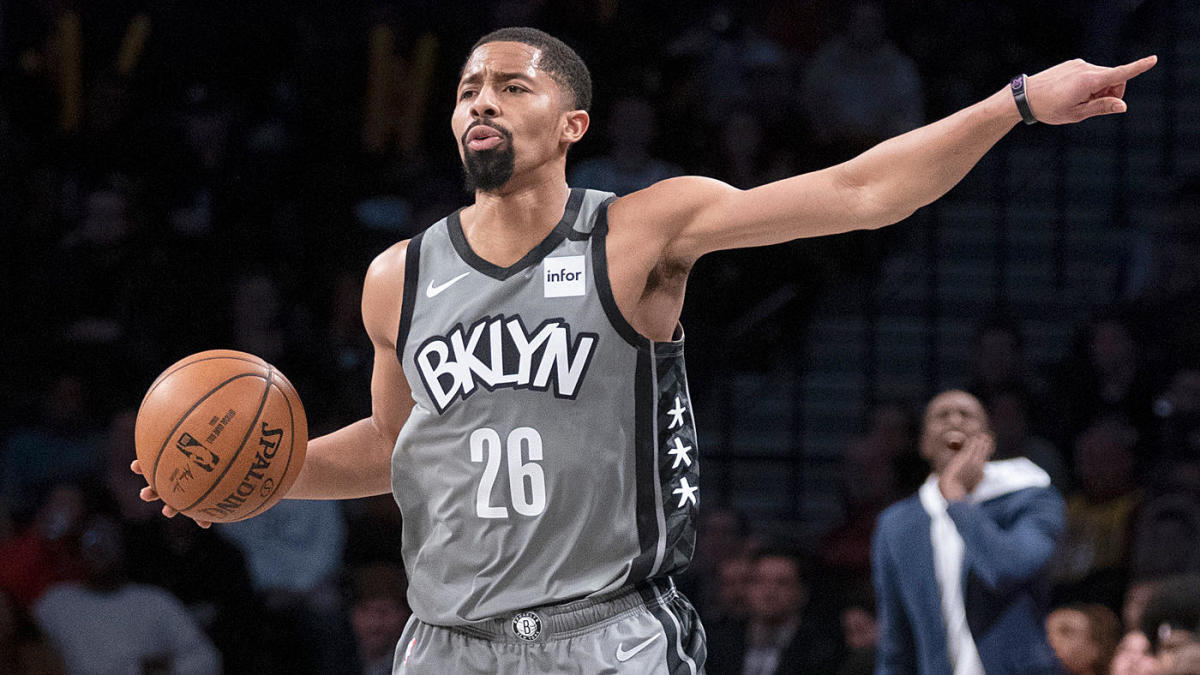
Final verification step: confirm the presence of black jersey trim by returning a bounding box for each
[592,197,651,350]
[628,348,660,582]
[395,231,424,363]
[447,188,586,281]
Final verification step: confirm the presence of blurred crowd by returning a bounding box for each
[2,1,1198,673]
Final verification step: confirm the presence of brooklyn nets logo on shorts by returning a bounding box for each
[511,611,543,641]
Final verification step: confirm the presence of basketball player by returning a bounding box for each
[133,27,1156,673]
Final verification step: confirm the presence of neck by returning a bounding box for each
[463,173,571,266]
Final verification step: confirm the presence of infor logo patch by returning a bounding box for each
[543,255,585,297]
[511,611,543,641]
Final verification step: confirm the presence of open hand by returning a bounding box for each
[938,432,993,502]
[1027,55,1157,124]
[130,459,213,529]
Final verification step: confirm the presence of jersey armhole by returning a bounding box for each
[395,231,425,364]
[592,197,652,351]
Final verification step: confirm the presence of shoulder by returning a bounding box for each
[608,175,738,264]
[876,495,924,538]
[877,494,930,536]
[983,485,1065,524]
[880,493,922,520]
[365,239,411,291]
[362,240,412,349]
[612,176,735,227]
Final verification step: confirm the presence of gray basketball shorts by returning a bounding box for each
[392,578,706,674]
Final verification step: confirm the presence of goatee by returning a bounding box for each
[462,124,515,193]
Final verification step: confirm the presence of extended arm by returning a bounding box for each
[618,56,1157,263]
[945,486,1065,590]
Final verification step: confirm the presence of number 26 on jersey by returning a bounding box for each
[470,427,546,518]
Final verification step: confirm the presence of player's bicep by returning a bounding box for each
[362,241,417,446]
[369,341,414,445]
[627,170,873,263]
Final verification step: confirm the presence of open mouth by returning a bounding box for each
[944,430,967,451]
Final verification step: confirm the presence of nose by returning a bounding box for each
[470,87,499,119]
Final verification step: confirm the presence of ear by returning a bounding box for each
[561,110,589,146]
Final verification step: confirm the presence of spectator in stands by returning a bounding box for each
[872,389,1065,673]
[1139,575,1200,675]
[705,546,843,674]
[217,498,351,673]
[0,589,64,674]
[965,312,1049,413]
[1049,315,1156,460]
[568,95,681,196]
[1130,494,1200,584]
[1123,576,1165,635]
[801,0,923,160]
[1044,603,1121,675]
[348,563,411,675]
[836,581,878,675]
[1051,415,1142,607]
[707,555,754,631]
[677,505,755,621]
[1109,629,1157,675]
[1,373,105,518]
[34,515,221,674]
[987,388,1069,490]
[1148,364,1200,493]
[703,108,795,190]
[823,401,920,575]
[0,483,89,609]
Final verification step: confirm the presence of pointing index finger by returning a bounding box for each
[1105,55,1157,84]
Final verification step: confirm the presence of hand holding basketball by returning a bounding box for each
[132,350,307,525]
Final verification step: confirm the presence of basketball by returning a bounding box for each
[134,349,308,523]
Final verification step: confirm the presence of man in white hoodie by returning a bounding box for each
[872,390,1065,674]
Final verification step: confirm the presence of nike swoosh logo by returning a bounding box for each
[616,634,660,662]
[426,272,470,298]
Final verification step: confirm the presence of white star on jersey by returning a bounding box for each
[667,437,692,468]
[667,396,687,429]
[673,478,698,507]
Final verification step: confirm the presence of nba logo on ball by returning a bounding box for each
[511,611,543,641]
[543,256,585,297]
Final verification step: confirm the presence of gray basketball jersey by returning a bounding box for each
[391,188,699,626]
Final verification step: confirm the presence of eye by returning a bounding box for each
[459,89,476,101]
[505,85,526,94]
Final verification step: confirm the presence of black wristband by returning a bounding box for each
[1010,74,1037,125]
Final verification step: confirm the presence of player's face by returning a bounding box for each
[453,42,573,192]
[920,390,990,473]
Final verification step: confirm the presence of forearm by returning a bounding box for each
[286,416,394,499]
[840,86,1020,227]
[945,490,1064,589]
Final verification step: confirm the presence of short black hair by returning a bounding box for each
[468,27,592,112]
